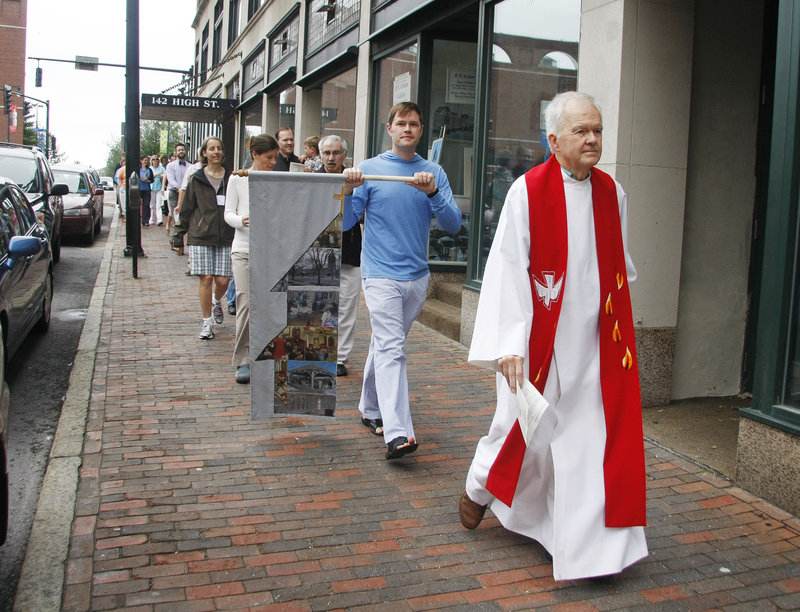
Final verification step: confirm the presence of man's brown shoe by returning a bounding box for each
[459,490,487,529]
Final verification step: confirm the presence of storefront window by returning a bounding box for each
[240,98,263,169]
[320,66,357,163]
[475,0,580,278]
[278,86,297,132]
[373,43,418,153]
[427,39,476,264]
[785,267,800,406]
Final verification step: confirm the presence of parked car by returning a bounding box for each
[0,177,53,546]
[0,336,8,545]
[99,176,114,190]
[0,177,53,357]
[0,143,66,263]
[52,164,104,244]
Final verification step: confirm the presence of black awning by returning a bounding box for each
[140,94,238,123]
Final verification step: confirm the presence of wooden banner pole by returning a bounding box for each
[233,169,414,182]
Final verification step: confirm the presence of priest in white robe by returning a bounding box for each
[460,92,648,581]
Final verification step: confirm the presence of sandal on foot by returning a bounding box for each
[361,417,384,436]
[385,436,418,460]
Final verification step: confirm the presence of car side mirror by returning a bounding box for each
[50,183,69,197]
[6,235,41,267]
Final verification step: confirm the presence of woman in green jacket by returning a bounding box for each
[176,136,234,340]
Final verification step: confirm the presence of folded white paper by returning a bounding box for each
[515,378,550,446]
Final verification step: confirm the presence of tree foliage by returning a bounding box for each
[104,120,186,175]
[22,102,37,146]
[22,101,64,162]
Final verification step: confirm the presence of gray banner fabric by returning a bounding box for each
[248,171,346,419]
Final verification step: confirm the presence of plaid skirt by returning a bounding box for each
[188,245,232,277]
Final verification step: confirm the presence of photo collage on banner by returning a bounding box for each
[259,215,343,417]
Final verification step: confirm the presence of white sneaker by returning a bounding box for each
[199,319,214,339]
[212,300,224,324]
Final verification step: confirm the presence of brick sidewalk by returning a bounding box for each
[33,217,800,610]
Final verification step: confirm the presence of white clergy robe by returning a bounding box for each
[465,169,648,581]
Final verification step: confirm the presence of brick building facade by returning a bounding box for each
[0,0,26,145]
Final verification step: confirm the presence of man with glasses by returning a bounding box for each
[317,135,361,379]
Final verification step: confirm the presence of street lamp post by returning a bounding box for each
[124,0,142,276]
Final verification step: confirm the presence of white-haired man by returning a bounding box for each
[316,135,362,379]
[459,91,648,581]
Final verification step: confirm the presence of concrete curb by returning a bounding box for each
[13,209,119,612]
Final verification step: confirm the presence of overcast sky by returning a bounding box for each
[24,0,196,170]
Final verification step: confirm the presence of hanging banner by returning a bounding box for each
[248,171,347,420]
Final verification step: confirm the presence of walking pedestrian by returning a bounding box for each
[174,136,233,340]
[139,156,154,226]
[150,154,165,226]
[316,135,361,378]
[113,153,125,219]
[224,134,279,382]
[459,91,647,581]
[274,127,300,171]
[165,143,190,253]
[343,101,462,459]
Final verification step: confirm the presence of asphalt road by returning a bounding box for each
[0,196,114,609]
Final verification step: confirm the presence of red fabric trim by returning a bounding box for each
[485,156,566,505]
[485,156,646,527]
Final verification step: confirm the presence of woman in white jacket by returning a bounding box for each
[224,134,279,383]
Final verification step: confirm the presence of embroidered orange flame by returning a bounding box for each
[622,347,633,370]
[612,321,622,342]
[617,273,624,290]
[534,368,542,384]
[605,293,613,316]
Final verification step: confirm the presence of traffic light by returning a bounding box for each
[3,85,11,114]
[35,67,42,88]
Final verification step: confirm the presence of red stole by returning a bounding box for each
[484,155,646,528]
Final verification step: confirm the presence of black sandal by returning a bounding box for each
[385,436,418,460]
[361,417,384,436]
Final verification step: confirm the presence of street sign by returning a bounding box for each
[140,94,237,123]
[75,56,99,71]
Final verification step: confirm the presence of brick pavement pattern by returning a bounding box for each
[56,218,800,611]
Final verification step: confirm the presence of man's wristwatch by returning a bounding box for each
[427,187,439,198]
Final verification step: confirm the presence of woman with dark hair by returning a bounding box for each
[224,134,279,383]
[139,155,154,226]
[175,136,234,340]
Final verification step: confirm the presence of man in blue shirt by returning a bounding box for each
[343,101,462,459]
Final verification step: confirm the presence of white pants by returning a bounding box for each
[150,190,163,225]
[231,251,250,367]
[337,264,361,365]
[359,274,428,443]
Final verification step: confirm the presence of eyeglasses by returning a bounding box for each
[322,150,344,156]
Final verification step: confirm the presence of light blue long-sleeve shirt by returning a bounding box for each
[343,151,462,281]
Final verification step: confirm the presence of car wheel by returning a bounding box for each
[52,231,61,263]
[34,271,53,333]
[84,217,96,245]
[0,436,7,545]
[95,208,103,233]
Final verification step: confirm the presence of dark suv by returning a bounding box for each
[0,143,67,262]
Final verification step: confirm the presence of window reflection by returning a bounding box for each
[373,43,418,153]
[320,66,357,160]
[476,0,580,279]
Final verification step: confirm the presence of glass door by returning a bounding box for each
[425,39,477,263]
